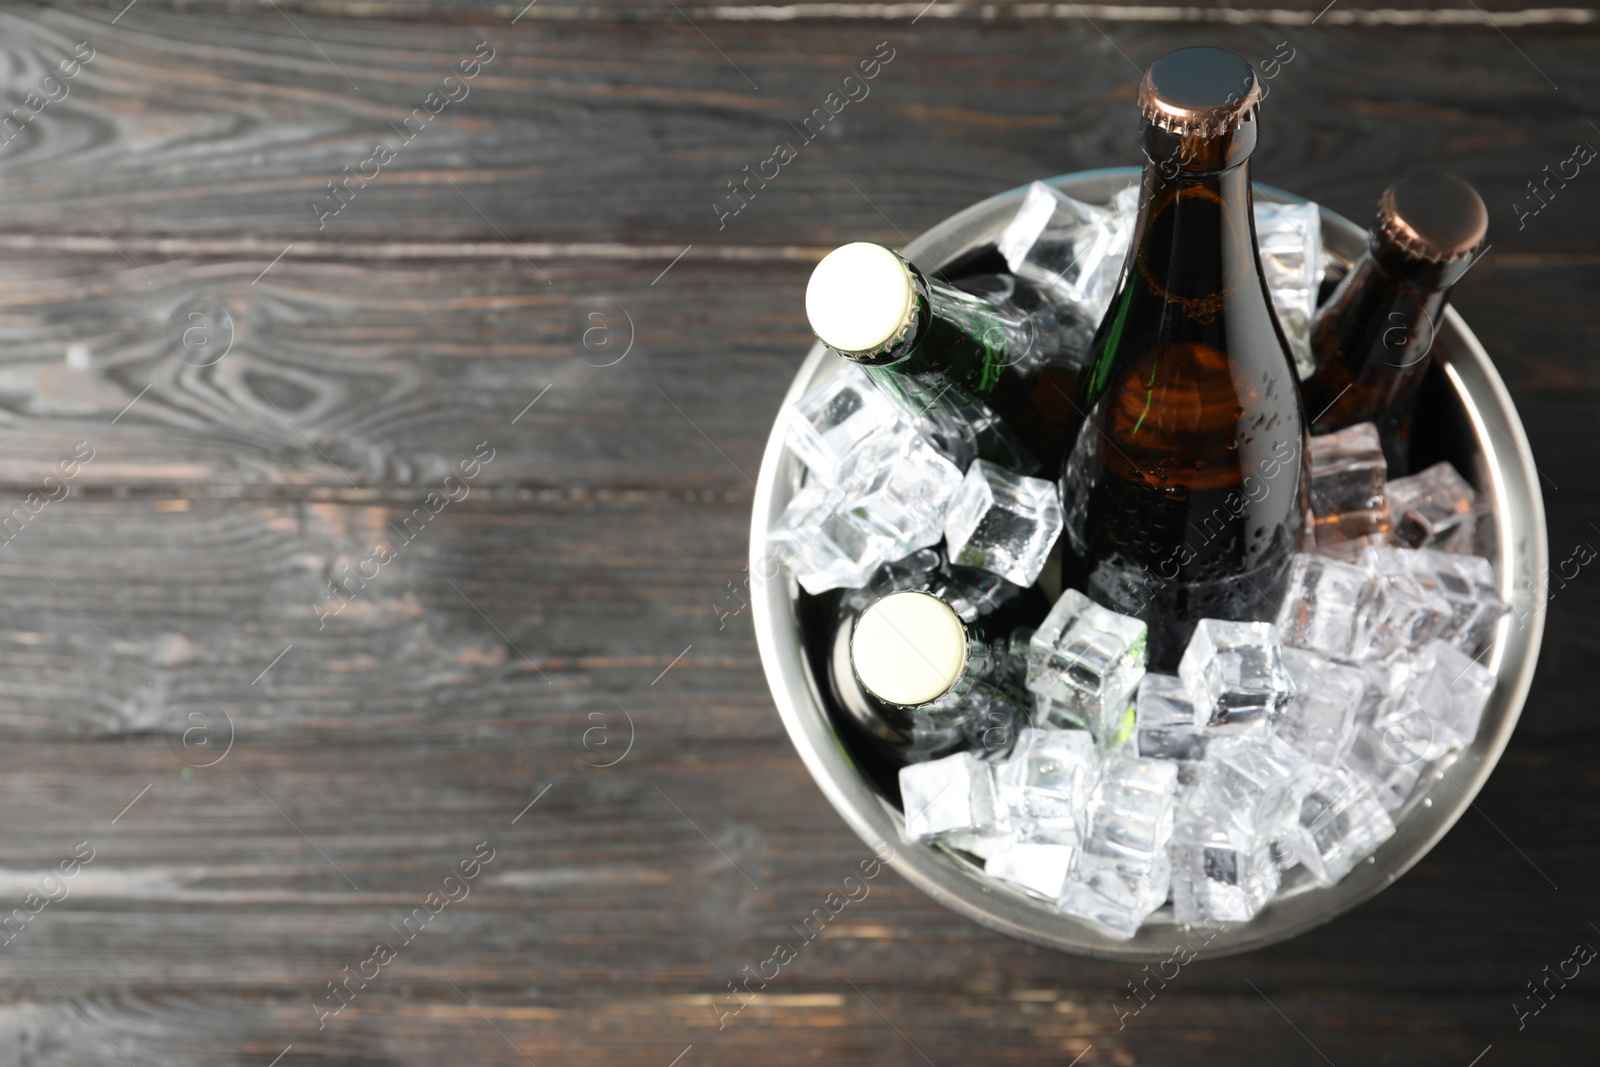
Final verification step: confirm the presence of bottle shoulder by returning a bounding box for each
[1083,292,1302,425]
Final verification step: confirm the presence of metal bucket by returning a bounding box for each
[749,167,1548,961]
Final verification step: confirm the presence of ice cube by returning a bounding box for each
[1341,663,1427,812]
[1309,423,1388,515]
[1342,724,1425,812]
[987,840,1076,900]
[1194,735,1317,841]
[1174,757,1207,798]
[844,430,963,554]
[1388,462,1490,553]
[992,726,1094,844]
[944,460,1063,587]
[1080,755,1179,865]
[1255,200,1325,380]
[1276,648,1364,766]
[997,182,1126,318]
[1307,423,1391,557]
[784,363,905,487]
[1065,742,1176,934]
[1287,765,1396,885]
[1099,701,1140,755]
[1453,554,1510,649]
[1033,695,1137,755]
[1169,801,1282,923]
[1058,849,1171,939]
[769,422,964,595]
[1134,673,1208,761]
[939,830,1009,861]
[1110,182,1140,218]
[994,726,1097,843]
[1355,547,1453,660]
[1275,553,1375,663]
[1026,589,1147,740]
[1032,696,1069,731]
[1408,549,1508,653]
[1375,639,1495,763]
[898,751,1000,841]
[1178,620,1295,733]
[768,484,885,594]
[1355,657,1413,724]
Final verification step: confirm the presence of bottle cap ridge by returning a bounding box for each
[851,590,968,707]
[1379,172,1488,263]
[805,242,917,356]
[1139,47,1261,137]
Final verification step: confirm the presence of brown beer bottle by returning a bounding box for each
[1058,47,1309,670]
[1301,172,1488,473]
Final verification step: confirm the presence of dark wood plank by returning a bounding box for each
[0,727,1593,1061]
[0,255,807,490]
[72,0,1600,15]
[0,7,1591,251]
[0,494,757,737]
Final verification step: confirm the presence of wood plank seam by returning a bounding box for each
[0,235,830,263]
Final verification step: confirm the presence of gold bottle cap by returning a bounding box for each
[1139,47,1261,138]
[1378,172,1488,264]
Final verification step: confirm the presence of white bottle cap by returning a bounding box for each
[850,590,969,707]
[805,242,916,355]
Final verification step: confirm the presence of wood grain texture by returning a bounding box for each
[62,0,1600,19]
[0,255,805,490]
[0,1,1593,1065]
[0,6,1590,250]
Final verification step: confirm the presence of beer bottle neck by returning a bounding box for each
[1369,233,1473,291]
[863,264,1036,396]
[806,243,1035,397]
[1127,145,1264,316]
[1141,111,1258,177]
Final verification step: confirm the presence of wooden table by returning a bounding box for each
[0,2,1594,1063]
